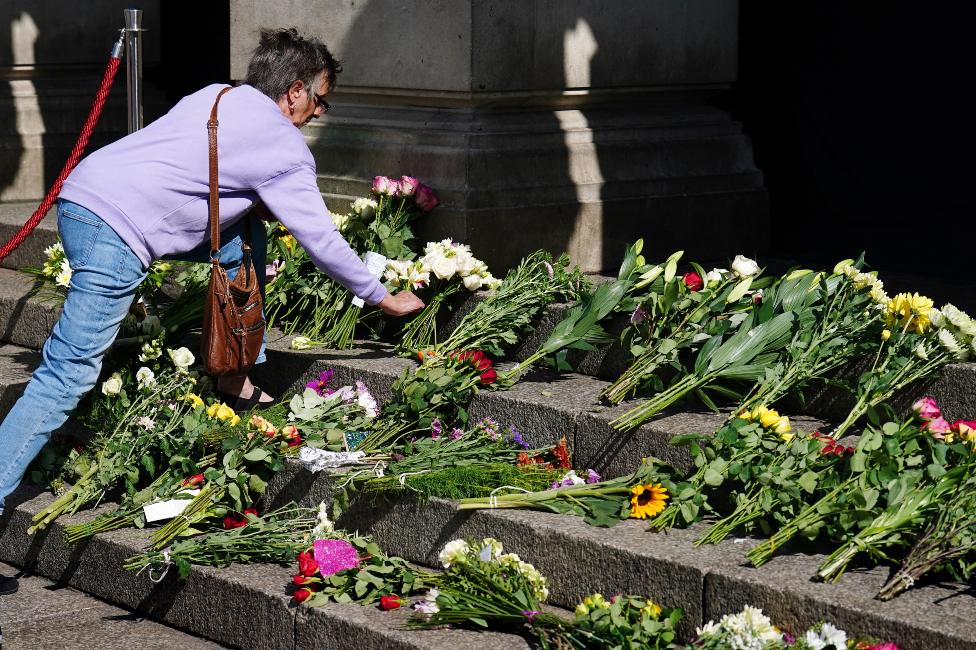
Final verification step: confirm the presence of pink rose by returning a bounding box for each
[923,416,951,437]
[912,396,941,420]
[399,175,420,197]
[371,175,396,196]
[867,643,900,650]
[414,184,440,212]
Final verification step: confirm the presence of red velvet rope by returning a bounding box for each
[0,54,122,263]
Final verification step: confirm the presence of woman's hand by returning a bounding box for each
[378,291,425,316]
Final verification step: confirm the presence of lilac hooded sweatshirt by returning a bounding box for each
[59,83,388,305]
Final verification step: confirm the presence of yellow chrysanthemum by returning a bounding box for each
[184,393,204,407]
[629,483,669,519]
[640,601,663,619]
[881,329,891,341]
[885,292,934,334]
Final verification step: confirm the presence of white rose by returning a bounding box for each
[483,274,502,290]
[705,268,727,286]
[731,255,760,278]
[462,274,483,292]
[455,251,477,276]
[430,256,458,281]
[330,213,350,232]
[167,347,195,370]
[135,367,156,388]
[101,373,123,396]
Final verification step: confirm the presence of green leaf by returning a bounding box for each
[726,277,753,303]
[227,482,241,501]
[243,448,270,462]
[797,471,818,494]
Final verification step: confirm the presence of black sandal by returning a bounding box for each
[217,387,271,414]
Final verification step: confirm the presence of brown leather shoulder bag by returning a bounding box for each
[200,87,265,376]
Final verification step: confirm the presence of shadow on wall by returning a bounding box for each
[0,1,227,202]
[0,10,29,199]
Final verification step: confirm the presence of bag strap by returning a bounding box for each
[207,86,234,261]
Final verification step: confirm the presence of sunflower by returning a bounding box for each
[629,483,669,519]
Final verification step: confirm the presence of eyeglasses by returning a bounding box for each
[306,87,330,113]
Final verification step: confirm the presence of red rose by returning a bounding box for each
[223,513,247,529]
[293,574,316,586]
[293,588,313,603]
[287,436,302,447]
[182,473,205,487]
[298,550,319,577]
[479,368,497,385]
[379,595,402,610]
[243,507,259,517]
[682,272,704,292]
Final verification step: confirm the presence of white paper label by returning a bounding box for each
[143,489,200,523]
[352,251,389,307]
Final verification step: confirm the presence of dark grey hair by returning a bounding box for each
[244,28,342,101]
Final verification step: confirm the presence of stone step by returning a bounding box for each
[0,486,528,650]
[1,334,973,649]
[0,202,58,271]
[0,267,61,350]
[0,560,229,650]
[259,461,976,650]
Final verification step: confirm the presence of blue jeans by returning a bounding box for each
[0,200,266,514]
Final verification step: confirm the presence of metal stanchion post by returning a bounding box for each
[123,8,144,133]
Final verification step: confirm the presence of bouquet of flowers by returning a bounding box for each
[601,253,764,405]
[457,460,672,528]
[149,408,299,549]
[501,240,645,383]
[878,435,976,600]
[29,353,201,533]
[354,350,499,453]
[287,370,379,451]
[291,503,431,607]
[831,296,973,438]
[689,605,899,649]
[392,239,499,354]
[746,399,964,570]
[124,504,316,580]
[431,250,585,357]
[264,174,438,344]
[732,261,883,417]
[414,538,682,650]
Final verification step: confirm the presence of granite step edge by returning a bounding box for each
[0,486,528,650]
[261,460,976,649]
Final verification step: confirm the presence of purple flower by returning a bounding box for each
[431,418,442,439]
[507,425,529,449]
[521,610,540,622]
[551,480,561,489]
[781,632,796,645]
[306,369,334,396]
[585,469,601,484]
[543,262,554,279]
[450,428,464,440]
[630,305,648,325]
